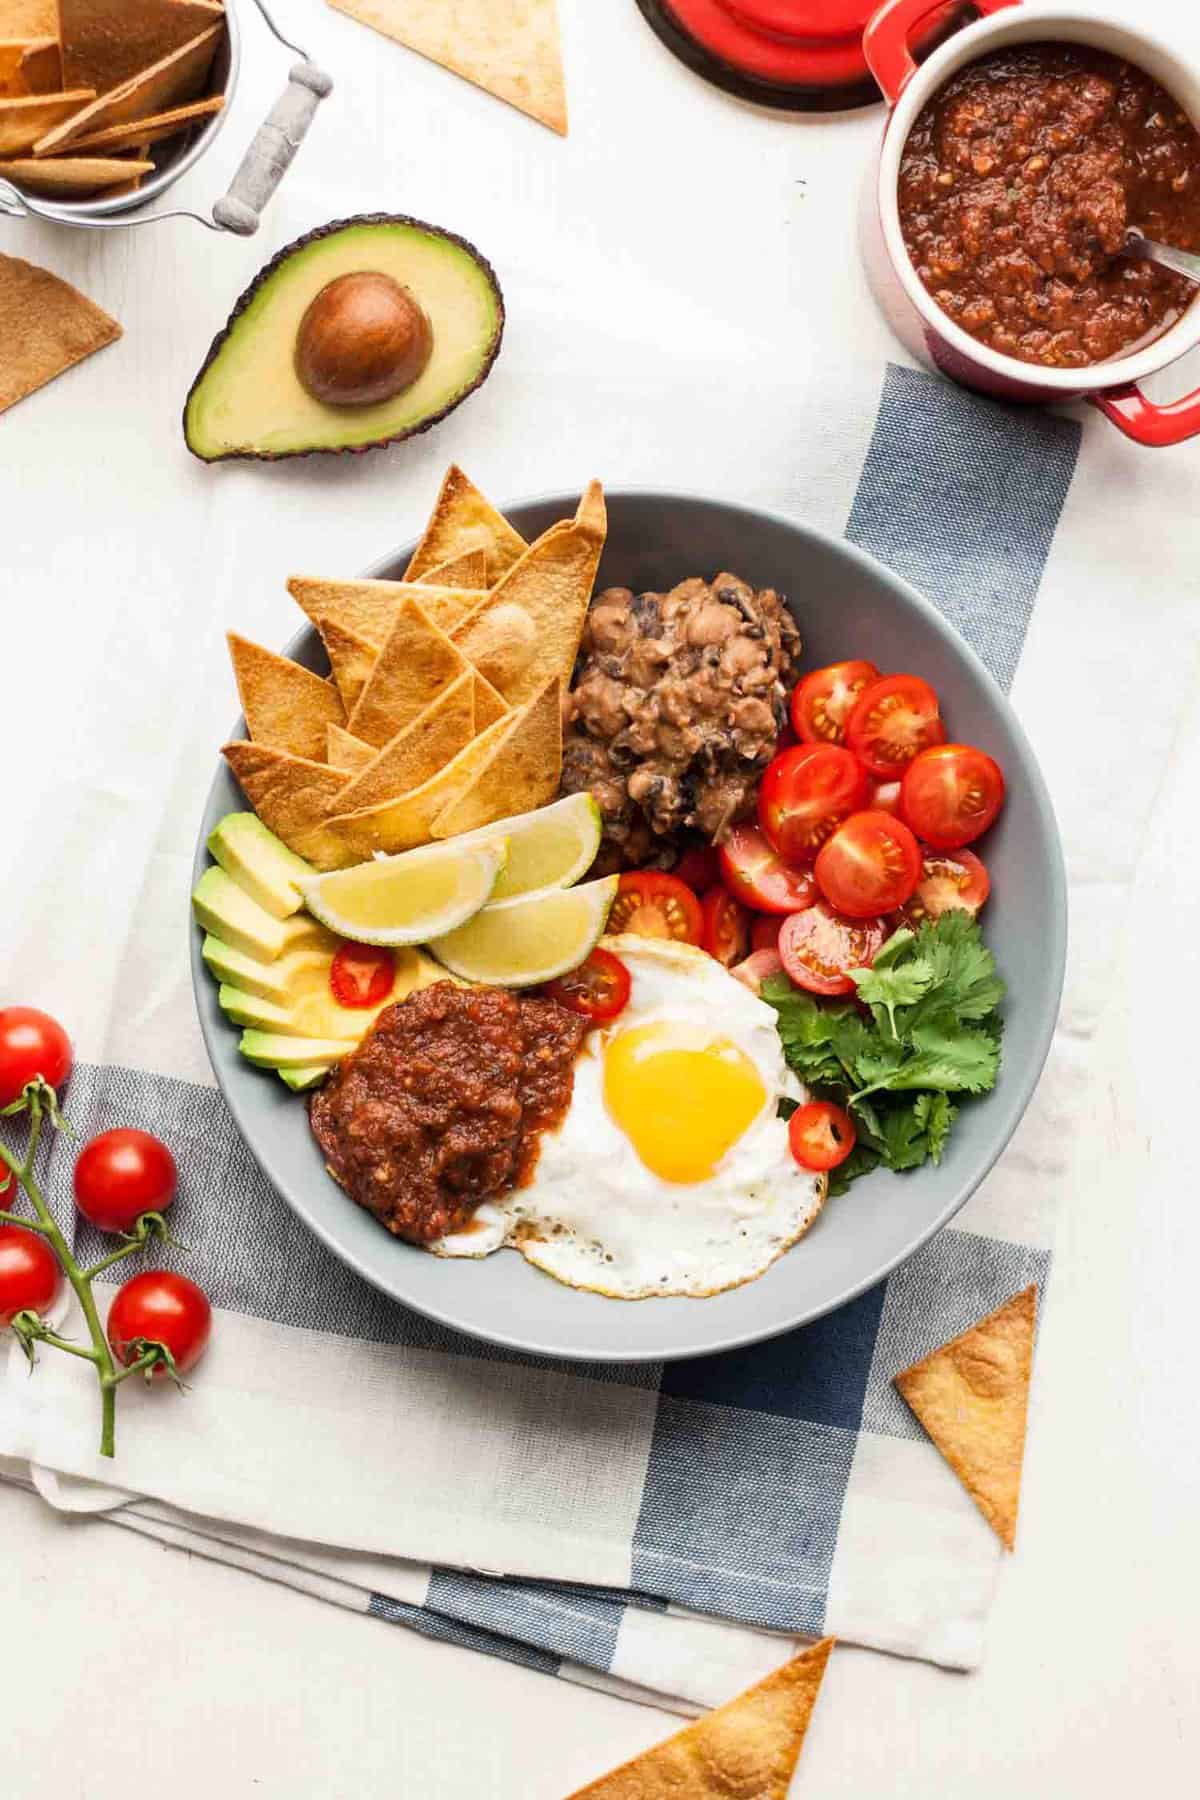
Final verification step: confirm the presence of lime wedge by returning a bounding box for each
[428,875,618,987]
[416,792,601,900]
[301,839,507,947]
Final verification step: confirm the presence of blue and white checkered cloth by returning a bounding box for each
[0,364,1177,1714]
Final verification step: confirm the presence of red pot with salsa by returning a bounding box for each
[860,0,1200,447]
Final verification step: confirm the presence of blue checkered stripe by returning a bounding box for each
[34,367,1078,1682]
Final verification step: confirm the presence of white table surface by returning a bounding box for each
[5,1,1199,1793]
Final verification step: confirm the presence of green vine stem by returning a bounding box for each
[0,1079,167,1458]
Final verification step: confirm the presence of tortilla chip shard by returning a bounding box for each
[402,462,528,585]
[227,632,345,763]
[894,1284,1037,1551]
[0,252,120,414]
[565,1639,834,1799]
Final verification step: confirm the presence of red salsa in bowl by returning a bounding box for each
[897,43,1200,369]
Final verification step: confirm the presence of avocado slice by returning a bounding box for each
[207,813,312,920]
[202,936,336,1004]
[192,867,290,962]
[240,1030,359,1070]
[184,215,504,462]
[279,1064,331,1094]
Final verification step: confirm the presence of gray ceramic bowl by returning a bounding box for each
[190,492,1066,1363]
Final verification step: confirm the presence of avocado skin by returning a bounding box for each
[183,213,505,464]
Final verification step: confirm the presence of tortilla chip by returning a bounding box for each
[57,0,225,98]
[894,1284,1036,1551]
[289,575,482,647]
[0,3,56,33]
[431,676,561,838]
[566,1640,834,1799]
[66,93,224,154]
[324,713,514,858]
[102,140,151,196]
[34,24,221,153]
[346,600,468,748]
[0,152,151,190]
[227,632,345,763]
[221,741,350,859]
[402,464,528,585]
[0,90,95,153]
[326,723,376,774]
[0,39,61,97]
[0,252,120,415]
[328,0,567,136]
[317,618,378,713]
[333,672,476,813]
[417,547,487,590]
[472,671,508,729]
[451,481,605,706]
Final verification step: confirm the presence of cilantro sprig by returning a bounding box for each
[765,913,1005,1194]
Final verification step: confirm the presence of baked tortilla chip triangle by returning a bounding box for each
[34,24,220,153]
[66,93,224,155]
[57,0,225,99]
[894,1284,1037,1550]
[402,464,528,585]
[451,480,605,706]
[431,676,561,838]
[334,671,475,813]
[347,599,468,748]
[0,39,62,98]
[227,632,345,762]
[0,3,56,34]
[326,723,376,774]
[0,90,95,154]
[289,575,481,647]
[325,713,514,857]
[0,252,120,415]
[328,0,567,136]
[0,152,151,190]
[566,1640,834,1799]
[317,617,378,713]
[221,742,350,860]
[417,547,487,590]
[472,670,508,729]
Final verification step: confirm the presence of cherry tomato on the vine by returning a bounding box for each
[900,744,1006,850]
[0,1008,72,1108]
[73,1129,177,1233]
[546,948,632,1024]
[813,811,922,919]
[720,823,817,915]
[790,660,880,747]
[608,872,703,945]
[0,1225,61,1327]
[788,1101,857,1173]
[759,744,870,866]
[846,674,945,778]
[329,942,396,1009]
[107,1271,212,1379]
[700,887,751,968]
[778,903,888,997]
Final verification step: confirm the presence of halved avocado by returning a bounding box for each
[184,215,504,462]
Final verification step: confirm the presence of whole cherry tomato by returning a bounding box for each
[608,872,703,945]
[546,948,631,1024]
[720,823,817,915]
[900,744,1006,850]
[0,1225,61,1327]
[0,1008,72,1108]
[107,1271,212,1379]
[758,745,870,865]
[73,1130,177,1233]
[813,811,922,919]
[788,1101,857,1173]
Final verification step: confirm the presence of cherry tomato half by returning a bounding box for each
[900,743,1006,850]
[673,844,722,893]
[73,1129,177,1233]
[813,811,922,919]
[731,948,784,995]
[107,1271,212,1379]
[868,778,903,817]
[546,948,632,1024]
[758,744,870,865]
[847,674,945,778]
[608,872,703,944]
[0,1225,61,1327]
[788,1101,857,1173]
[778,903,887,997]
[791,660,880,746]
[329,942,396,1009]
[720,823,817,915]
[0,1008,72,1108]
[700,887,751,968]
[904,849,991,925]
[750,914,781,953]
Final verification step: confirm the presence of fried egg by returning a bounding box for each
[433,935,825,1298]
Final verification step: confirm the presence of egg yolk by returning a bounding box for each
[602,1021,767,1183]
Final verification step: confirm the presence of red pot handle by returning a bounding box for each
[863,0,1021,105]
[1090,382,1200,448]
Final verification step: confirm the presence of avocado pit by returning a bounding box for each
[294,271,434,409]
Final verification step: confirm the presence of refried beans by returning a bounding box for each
[309,983,586,1244]
[898,44,1200,368]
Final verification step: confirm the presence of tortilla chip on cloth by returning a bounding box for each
[0,252,120,415]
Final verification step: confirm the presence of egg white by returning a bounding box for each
[432,935,825,1299]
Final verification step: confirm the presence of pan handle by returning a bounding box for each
[211,59,333,236]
